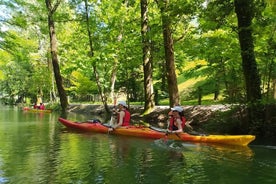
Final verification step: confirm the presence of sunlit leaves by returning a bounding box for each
[67,70,97,97]
[0,0,275,104]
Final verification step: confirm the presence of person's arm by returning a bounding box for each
[113,111,125,129]
[171,118,183,133]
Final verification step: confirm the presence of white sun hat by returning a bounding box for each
[171,106,183,112]
[118,101,127,107]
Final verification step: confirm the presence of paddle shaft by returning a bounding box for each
[109,97,117,126]
[166,130,181,139]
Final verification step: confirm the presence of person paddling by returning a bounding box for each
[39,103,45,110]
[108,101,131,131]
[167,106,186,133]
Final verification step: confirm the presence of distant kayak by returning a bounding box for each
[23,107,52,113]
[58,118,255,146]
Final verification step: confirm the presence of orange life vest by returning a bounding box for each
[169,116,186,131]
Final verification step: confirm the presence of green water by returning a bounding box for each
[0,105,275,184]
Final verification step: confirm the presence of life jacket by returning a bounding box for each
[117,109,131,126]
[40,104,45,110]
[169,116,186,131]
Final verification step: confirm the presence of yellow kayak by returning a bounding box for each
[23,107,52,113]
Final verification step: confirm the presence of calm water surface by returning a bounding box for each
[0,105,275,184]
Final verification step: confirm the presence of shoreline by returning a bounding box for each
[67,104,232,127]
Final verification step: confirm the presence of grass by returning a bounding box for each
[69,74,226,106]
[164,74,226,105]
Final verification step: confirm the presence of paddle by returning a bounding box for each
[167,130,182,139]
[148,122,181,141]
[107,96,117,133]
[165,130,182,140]
[165,118,207,137]
[109,96,117,126]
[184,120,208,136]
[163,119,171,141]
[149,125,208,136]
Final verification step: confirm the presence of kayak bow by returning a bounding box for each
[58,118,255,146]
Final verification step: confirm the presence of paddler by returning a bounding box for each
[108,101,131,131]
[167,106,186,133]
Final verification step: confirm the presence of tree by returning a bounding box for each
[234,0,264,134]
[254,0,276,102]
[45,0,68,112]
[234,0,262,103]
[155,0,179,107]
[83,0,111,112]
[141,0,155,112]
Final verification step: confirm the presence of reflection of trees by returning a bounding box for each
[0,110,61,183]
[0,114,259,184]
[168,143,254,183]
[41,134,256,183]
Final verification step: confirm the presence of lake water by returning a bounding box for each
[0,105,275,184]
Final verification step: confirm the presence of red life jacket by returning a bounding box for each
[169,116,186,131]
[117,110,131,126]
[40,104,45,110]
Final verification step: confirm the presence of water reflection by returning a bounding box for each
[153,139,257,184]
[0,106,276,184]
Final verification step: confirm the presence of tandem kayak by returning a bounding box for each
[23,107,52,113]
[58,118,255,146]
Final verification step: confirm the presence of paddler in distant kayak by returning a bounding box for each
[167,106,187,133]
[108,101,131,131]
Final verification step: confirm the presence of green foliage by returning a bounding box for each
[46,102,62,112]
[67,70,97,101]
[0,0,275,108]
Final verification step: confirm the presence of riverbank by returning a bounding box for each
[66,103,276,143]
[67,104,232,129]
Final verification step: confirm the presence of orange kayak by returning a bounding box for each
[58,118,255,146]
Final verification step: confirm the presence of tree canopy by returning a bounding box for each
[0,1,275,115]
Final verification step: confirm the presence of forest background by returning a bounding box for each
[0,0,275,141]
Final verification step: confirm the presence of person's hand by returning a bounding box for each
[108,127,114,132]
[166,130,172,134]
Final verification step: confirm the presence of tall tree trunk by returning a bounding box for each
[45,0,68,112]
[84,0,110,112]
[141,0,155,113]
[47,51,56,103]
[156,0,180,107]
[234,0,262,102]
[234,0,264,134]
